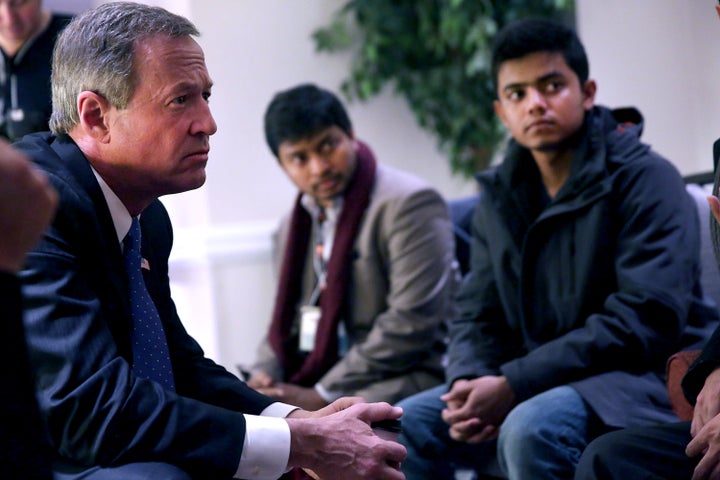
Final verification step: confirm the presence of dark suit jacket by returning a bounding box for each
[17,133,275,478]
[0,271,53,479]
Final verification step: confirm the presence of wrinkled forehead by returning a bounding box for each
[127,35,212,103]
[133,35,210,80]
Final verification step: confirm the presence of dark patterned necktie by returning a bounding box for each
[123,217,175,390]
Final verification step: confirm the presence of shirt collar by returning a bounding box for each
[300,194,344,222]
[91,166,133,245]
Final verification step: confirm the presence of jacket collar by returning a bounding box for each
[478,106,647,213]
[473,106,649,249]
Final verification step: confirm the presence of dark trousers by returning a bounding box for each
[53,461,193,480]
[575,421,698,480]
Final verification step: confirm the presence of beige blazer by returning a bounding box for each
[254,163,458,404]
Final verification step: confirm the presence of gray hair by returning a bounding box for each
[49,1,199,134]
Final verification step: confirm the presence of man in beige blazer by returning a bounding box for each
[248,83,458,411]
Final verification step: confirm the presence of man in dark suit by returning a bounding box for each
[0,138,57,480]
[17,3,406,480]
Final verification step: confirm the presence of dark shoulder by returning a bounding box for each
[15,133,82,185]
[49,13,74,33]
[139,200,174,250]
[31,14,73,47]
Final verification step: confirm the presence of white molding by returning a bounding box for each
[169,220,277,268]
[167,220,278,366]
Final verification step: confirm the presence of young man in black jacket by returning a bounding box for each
[397,17,719,480]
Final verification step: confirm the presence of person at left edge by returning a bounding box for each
[0,137,57,480]
[17,3,406,480]
[0,0,71,141]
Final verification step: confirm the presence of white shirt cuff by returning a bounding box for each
[235,402,298,479]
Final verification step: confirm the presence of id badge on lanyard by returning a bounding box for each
[300,207,327,353]
[299,305,321,352]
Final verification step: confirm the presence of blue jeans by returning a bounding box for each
[398,384,597,480]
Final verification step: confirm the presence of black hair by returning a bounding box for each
[491,18,589,94]
[263,83,353,157]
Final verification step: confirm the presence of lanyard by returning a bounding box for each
[303,205,349,356]
[308,207,327,305]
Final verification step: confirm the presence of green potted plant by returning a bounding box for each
[313,0,575,178]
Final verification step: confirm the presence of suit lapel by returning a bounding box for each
[50,136,135,354]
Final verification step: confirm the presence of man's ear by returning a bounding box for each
[493,99,508,128]
[76,91,112,142]
[581,79,597,111]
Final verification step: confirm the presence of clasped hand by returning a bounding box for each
[441,375,516,443]
[687,368,720,479]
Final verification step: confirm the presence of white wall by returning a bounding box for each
[42,0,720,373]
[45,0,90,13]
[576,0,720,176]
